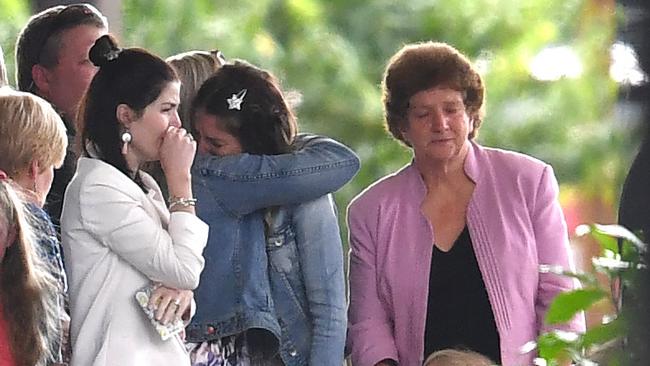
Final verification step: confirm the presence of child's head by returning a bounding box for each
[424,349,494,366]
[0,89,68,207]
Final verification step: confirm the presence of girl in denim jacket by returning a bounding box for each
[186,60,357,365]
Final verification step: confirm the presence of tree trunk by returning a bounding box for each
[617,1,650,364]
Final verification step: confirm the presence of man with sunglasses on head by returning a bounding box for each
[14,6,107,364]
[15,3,108,232]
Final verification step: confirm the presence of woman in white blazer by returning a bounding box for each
[61,35,208,366]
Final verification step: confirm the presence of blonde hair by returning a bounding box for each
[0,180,60,366]
[0,89,67,177]
[424,349,494,366]
[166,50,225,130]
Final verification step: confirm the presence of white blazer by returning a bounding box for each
[61,157,208,366]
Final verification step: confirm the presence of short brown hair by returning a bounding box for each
[382,41,485,145]
[15,3,108,92]
[0,89,67,177]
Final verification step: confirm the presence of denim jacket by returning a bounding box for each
[265,194,347,365]
[186,134,359,358]
[27,203,69,363]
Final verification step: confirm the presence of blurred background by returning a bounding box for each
[1,0,647,327]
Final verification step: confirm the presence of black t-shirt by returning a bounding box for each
[423,226,501,364]
[45,115,77,235]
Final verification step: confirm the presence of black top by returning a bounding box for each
[45,114,77,235]
[423,226,501,364]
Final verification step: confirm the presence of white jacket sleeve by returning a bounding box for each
[79,181,208,289]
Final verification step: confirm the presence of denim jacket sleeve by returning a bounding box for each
[292,195,347,363]
[192,133,360,216]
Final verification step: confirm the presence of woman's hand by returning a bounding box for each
[148,285,193,325]
[159,126,196,191]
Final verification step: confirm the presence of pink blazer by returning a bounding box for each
[346,141,585,366]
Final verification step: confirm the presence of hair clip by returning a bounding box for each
[105,48,121,61]
[227,89,247,110]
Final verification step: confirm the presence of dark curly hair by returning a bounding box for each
[382,41,485,146]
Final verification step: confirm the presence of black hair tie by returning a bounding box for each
[89,34,121,67]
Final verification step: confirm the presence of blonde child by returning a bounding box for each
[424,349,494,366]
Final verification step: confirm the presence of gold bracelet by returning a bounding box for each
[168,196,197,210]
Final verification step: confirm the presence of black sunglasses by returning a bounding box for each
[36,3,106,64]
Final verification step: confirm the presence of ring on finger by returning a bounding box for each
[173,298,181,306]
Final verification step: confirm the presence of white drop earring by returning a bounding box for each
[121,131,132,155]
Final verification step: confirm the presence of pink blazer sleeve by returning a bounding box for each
[532,165,586,334]
[347,201,399,366]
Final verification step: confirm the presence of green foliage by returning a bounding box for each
[545,289,606,325]
[0,0,634,243]
[112,0,631,245]
[1,1,645,361]
[536,331,576,363]
[0,0,30,87]
[533,224,647,365]
[580,318,623,350]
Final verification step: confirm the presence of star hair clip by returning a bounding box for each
[227,89,247,110]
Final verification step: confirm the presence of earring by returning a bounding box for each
[121,131,132,155]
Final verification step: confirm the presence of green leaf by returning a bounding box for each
[545,289,606,325]
[621,240,643,263]
[555,270,600,288]
[588,227,620,254]
[592,224,646,250]
[579,317,623,349]
[537,332,574,360]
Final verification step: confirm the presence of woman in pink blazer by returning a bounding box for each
[346,41,585,366]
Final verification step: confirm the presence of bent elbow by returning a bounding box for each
[181,264,204,290]
[348,154,361,177]
[338,154,361,184]
[180,273,201,290]
[172,274,200,290]
[165,259,205,290]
